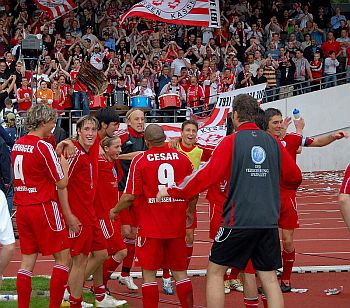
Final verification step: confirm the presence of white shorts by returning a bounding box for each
[0,191,15,246]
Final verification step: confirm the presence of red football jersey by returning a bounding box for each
[67,141,96,225]
[125,145,193,238]
[94,157,119,219]
[283,133,314,161]
[12,135,64,206]
[340,164,350,194]
[17,87,32,111]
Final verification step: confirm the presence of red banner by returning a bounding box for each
[34,0,76,19]
[120,0,221,28]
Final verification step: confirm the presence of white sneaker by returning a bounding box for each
[119,275,139,290]
[230,279,244,292]
[162,277,174,295]
[95,294,127,307]
[224,280,231,294]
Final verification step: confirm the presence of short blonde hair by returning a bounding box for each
[25,104,57,131]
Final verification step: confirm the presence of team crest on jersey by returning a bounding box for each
[251,146,266,165]
[281,140,287,147]
[142,0,196,19]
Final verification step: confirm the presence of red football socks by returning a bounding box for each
[186,244,193,269]
[244,297,259,307]
[121,240,135,277]
[229,267,239,280]
[103,255,120,286]
[281,249,296,283]
[142,282,159,308]
[49,264,69,308]
[261,294,268,308]
[94,285,106,302]
[69,295,82,308]
[176,278,193,308]
[17,269,32,308]
[163,268,171,279]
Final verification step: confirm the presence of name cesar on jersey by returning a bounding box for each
[147,152,179,161]
[13,144,35,153]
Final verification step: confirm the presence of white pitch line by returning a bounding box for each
[298,209,340,212]
[299,227,348,230]
[299,217,342,221]
[298,201,337,205]
[299,251,350,255]
[293,238,350,242]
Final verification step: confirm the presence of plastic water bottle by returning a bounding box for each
[0,294,18,301]
[293,108,301,120]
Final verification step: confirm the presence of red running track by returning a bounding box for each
[3,171,350,307]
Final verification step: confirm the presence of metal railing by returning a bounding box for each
[14,71,349,137]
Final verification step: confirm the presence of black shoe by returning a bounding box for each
[257,286,263,294]
[281,281,292,293]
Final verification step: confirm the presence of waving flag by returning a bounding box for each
[34,0,76,19]
[120,0,221,28]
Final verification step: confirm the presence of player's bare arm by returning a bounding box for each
[157,187,170,201]
[309,130,348,147]
[186,195,199,228]
[110,193,135,220]
[118,151,144,160]
[57,188,81,233]
[56,139,76,158]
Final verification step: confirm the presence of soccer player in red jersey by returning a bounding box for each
[58,115,108,308]
[117,108,147,291]
[12,104,70,308]
[163,120,211,295]
[158,95,303,308]
[111,124,196,308]
[339,164,350,230]
[265,108,347,292]
[95,136,128,292]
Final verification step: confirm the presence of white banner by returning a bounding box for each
[163,84,267,148]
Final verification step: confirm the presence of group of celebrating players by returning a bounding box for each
[1,92,348,308]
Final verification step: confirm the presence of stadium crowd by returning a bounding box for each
[0,0,348,128]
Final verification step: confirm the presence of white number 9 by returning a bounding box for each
[158,163,175,190]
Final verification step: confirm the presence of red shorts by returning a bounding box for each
[186,210,197,230]
[119,192,138,227]
[209,201,223,240]
[99,218,126,255]
[278,194,299,229]
[69,225,93,256]
[91,224,108,252]
[16,202,69,256]
[135,237,187,271]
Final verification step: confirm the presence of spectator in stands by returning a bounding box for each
[331,7,347,31]
[321,31,342,58]
[324,51,339,88]
[293,49,313,95]
[310,52,323,91]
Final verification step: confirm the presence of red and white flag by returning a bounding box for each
[120,0,221,28]
[34,0,76,19]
